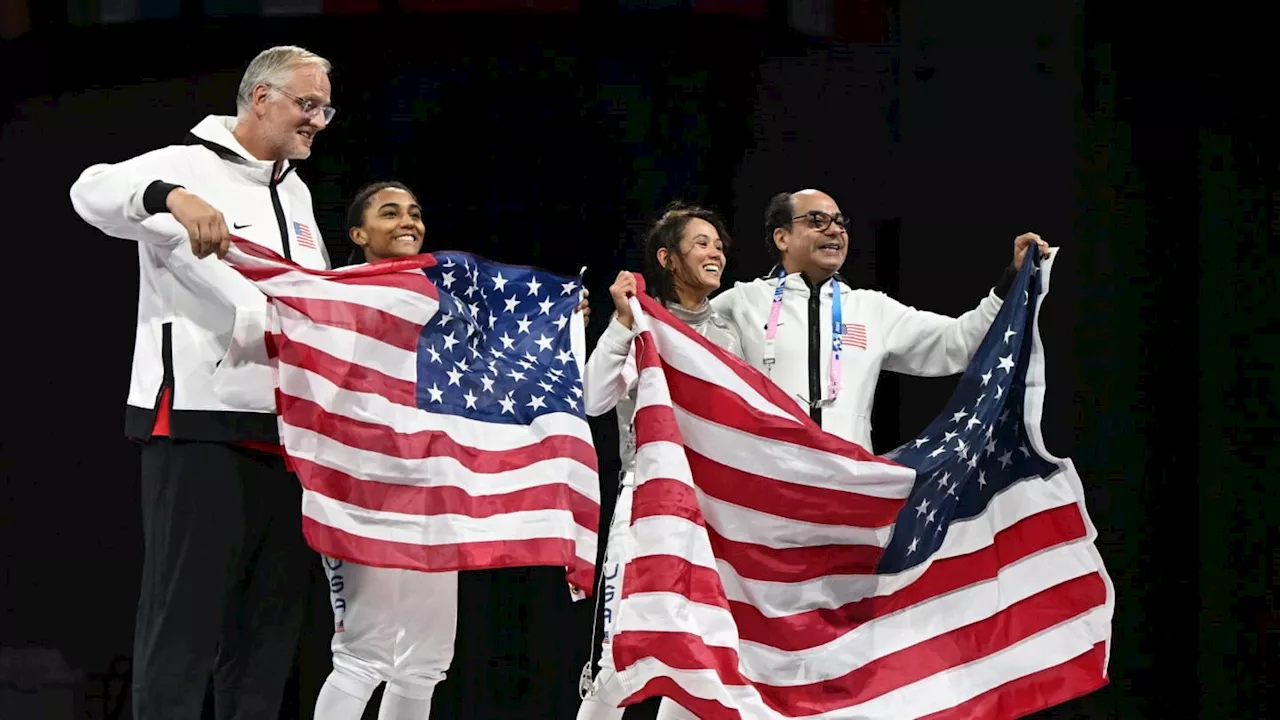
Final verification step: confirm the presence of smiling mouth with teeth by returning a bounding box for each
[702,264,721,274]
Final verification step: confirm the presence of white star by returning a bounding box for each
[553,314,569,331]
[944,430,958,443]
[537,380,554,393]
[913,437,930,448]
[507,369,526,382]
[527,395,546,411]
[986,438,997,454]
[915,498,930,517]
[538,298,554,316]
[997,354,1015,373]
[488,314,497,330]
[523,351,538,363]
[925,509,937,526]
[929,446,946,458]
[492,272,508,291]
[526,276,542,296]
[517,359,534,371]
[516,315,532,334]
[985,424,995,440]
[951,410,968,424]
[503,296,521,313]
[1003,326,1017,344]
[975,392,987,406]
[565,396,578,410]
[454,359,468,371]
[446,368,462,387]
[441,271,455,289]
[499,333,515,350]
[426,345,441,363]
[464,285,477,298]
[427,384,444,403]
[534,334,554,352]
[936,472,951,488]
[489,347,505,359]
[967,454,979,469]
[437,312,452,327]
[946,482,958,497]
[977,471,987,487]
[481,376,495,393]
[463,390,477,409]
[548,368,564,380]
[442,258,455,267]
[571,385,583,398]
[907,537,919,554]
[998,451,1013,468]
[555,349,573,366]
[561,281,578,296]
[1019,443,1031,457]
[498,394,515,414]
[469,302,480,318]
[487,360,498,374]
[995,384,1005,399]
[469,345,482,360]
[981,369,992,386]
[966,416,982,430]
[442,332,459,351]
[955,439,968,459]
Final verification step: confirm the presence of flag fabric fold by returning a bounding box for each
[608,249,1113,718]
[223,239,600,595]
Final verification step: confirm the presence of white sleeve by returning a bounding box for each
[880,290,1004,377]
[583,315,639,417]
[69,145,194,247]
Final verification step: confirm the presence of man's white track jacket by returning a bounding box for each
[70,115,331,442]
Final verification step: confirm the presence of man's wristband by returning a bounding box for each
[142,181,185,215]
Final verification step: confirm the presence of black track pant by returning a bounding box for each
[132,438,312,720]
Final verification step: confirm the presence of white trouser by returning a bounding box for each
[576,473,695,719]
[313,557,458,719]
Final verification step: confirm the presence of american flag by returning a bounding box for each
[607,251,1113,718]
[839,322,867,349]
[223,239,600,594]
[293,220,317,249]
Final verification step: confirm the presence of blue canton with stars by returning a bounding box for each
[415,251,586,425]
[879,254,1059,574]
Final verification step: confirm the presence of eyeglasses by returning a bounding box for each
[273,87,336,124]
[792,211,849,233]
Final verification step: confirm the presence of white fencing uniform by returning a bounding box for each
[576,300,741,720]
[313,557,458,719]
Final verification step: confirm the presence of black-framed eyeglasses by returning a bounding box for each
[792,211,849,233]
[273,87,336,124]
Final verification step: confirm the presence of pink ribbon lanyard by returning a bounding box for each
[762,270,842,407]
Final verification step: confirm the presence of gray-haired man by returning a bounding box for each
[70,46,334,719]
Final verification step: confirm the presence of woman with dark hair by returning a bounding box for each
[576,203,741,720]
[313,181,456,720]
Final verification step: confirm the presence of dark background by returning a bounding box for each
[1,1,1274,719]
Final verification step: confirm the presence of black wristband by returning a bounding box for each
[142,181,184,215]
[993,264,1017,299]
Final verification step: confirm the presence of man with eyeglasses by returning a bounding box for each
[711,189,1049,451]
[69,45,335,720]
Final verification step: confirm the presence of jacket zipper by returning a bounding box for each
[806,279,822,426]
[270,165,294,262]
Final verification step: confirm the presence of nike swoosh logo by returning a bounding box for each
[233,223,252,229]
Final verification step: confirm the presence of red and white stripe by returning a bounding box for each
[609,258,1111,718]
[224,239,600,593]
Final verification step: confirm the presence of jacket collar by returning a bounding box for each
[184,115,296,184]
[760,264,851,293]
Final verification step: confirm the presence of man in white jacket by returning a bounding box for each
[69,46,334,720]
[712,189,1049,451]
